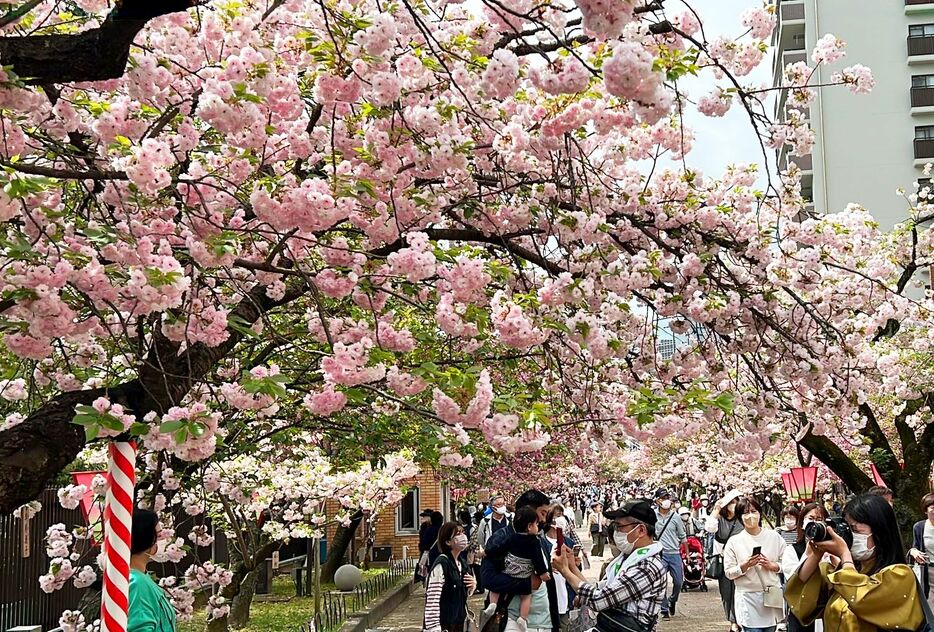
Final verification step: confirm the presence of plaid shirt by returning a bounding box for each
[576,551,666,628]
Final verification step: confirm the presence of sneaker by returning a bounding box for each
[669,599,676,616]
[661,613,671,621]
[483,603,497,616]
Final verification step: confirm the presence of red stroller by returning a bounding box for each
[680,535,708,591]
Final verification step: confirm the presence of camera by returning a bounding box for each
[804,517,853,548]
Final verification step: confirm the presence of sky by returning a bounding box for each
[673,0,776,179]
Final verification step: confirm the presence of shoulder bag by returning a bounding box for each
[706,553,724,580]
[755,567,784,610]
[595,608,655,632]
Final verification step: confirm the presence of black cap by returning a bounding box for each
[654,488,670,500]
[605,500,658,530]
[419,509,433,517]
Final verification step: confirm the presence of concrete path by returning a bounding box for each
[374,531,730,632]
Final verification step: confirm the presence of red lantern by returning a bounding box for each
[790,466,818,503]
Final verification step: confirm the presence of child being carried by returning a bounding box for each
[484,506,551,632]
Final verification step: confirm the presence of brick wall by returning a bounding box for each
[324,468,448,562]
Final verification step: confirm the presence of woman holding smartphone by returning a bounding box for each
[722,497,786,632]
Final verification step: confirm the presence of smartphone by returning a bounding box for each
[556,527,565,555]
[752,546,762,556]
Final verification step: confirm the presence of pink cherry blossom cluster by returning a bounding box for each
[831,64,874,94]
[528,57,591,95]
[574,0,635,39]
[812,34,846,65]
[302,385,348,416]
[741,6,776,41]
[481,50,521,100]
[697,89,732,118]
[491,292,548,349]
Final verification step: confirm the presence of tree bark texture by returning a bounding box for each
[320,512,362,583]
[0,0,196,84]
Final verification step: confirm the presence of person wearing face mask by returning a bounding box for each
[653,489,687,621]
[423,522,477,632]
[128,509,177,632]
[722,498,786,632]
[776,507,801,546]
[706,489,745,632]
[551,500,666,632]
[779,503,829,632]
[477,495,513,557]
[480,489,559,632]
[786,494,925,632]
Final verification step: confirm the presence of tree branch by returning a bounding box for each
[0,0,197,85]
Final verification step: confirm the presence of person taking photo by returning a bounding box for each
[785,494,925,632]
[551,500,666,632]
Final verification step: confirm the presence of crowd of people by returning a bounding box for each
[417,484,934,632]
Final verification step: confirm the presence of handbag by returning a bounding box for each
[480,594,513,632]
[706,554,724,580]
[595,609,654,632]
[755,568,784,610]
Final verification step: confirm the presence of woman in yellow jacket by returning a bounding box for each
[784,494,925,632]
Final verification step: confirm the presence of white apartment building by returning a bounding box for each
[772,0,934,233]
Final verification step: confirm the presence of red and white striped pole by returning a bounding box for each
[101,441,136,632]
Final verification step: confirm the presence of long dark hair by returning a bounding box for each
[795,502,829,544]
[843,494,904,574]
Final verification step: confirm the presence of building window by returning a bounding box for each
[913,75,934,88]
[396,488,419,534]
[910,24,934,37]
[916,126,934,140]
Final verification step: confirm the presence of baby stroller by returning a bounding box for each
[680,535,708,591]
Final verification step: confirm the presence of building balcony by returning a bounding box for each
[914,138,934,160]
[788,153,813,172]
[908,35,934,61]
[911,86,934,114]
[907,0,934,15]
[781,2,805,22]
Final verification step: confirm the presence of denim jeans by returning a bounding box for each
[660,551,684,614]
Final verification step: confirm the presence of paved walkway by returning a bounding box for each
[374,532,729,632]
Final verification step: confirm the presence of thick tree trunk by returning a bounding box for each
[227,570,258,629]
[321,512,362,583]
[207,540,279,632]
[0,0,196,84]
[0,283,304,514]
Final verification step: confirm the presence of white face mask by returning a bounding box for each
[784,518,798,530]
[701,501,708,507]
[614,526,638,554]
[851,533,875,561]
[452,534,469,549]
[660,499,672,510]
[495,506,507,516]
[743,512,760,526]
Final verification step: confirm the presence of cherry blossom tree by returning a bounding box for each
[0,0,927,558]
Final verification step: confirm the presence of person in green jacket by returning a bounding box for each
[128,508,176,632]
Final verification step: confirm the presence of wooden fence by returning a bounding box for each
[0,488,86,632]
[1,488,231,631]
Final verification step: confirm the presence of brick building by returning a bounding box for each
[325,468,452,563]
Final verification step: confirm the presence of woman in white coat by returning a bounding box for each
[722,497,786,632]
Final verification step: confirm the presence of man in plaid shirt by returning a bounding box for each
[552,500,666,631]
